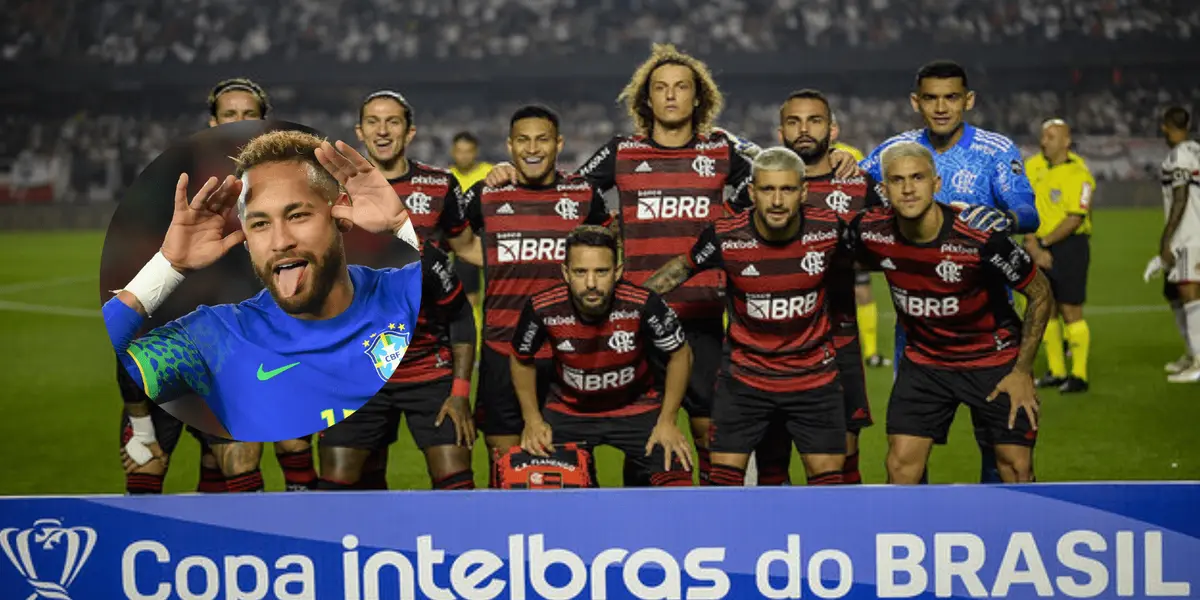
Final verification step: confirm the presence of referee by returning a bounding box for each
[1025,118,1095,393]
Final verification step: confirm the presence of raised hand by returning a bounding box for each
[484,162,519,187]
[315,140,411,235]
[161,173,246,273]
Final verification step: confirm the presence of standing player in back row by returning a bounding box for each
[860,60,1040,484]
[1155,106,1200,383]
[849,142,1054,484]
[448,105,611,482]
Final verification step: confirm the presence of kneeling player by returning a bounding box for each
[646,147,849,486]
[319,241,476,490]
[512,226,693,486]
[849,142,1054,484]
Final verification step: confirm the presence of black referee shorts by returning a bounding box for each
[1047,234,1090,305]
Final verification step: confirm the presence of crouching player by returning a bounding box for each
[511,226,694,487]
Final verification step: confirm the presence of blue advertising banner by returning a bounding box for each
[1,483,1197,600]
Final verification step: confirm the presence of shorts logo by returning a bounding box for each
[936,259,963,283]
[405,191,432,214]
[637,195,711,220]
[824,190,852,213]
[364,326,411,381]
[800,251,826,276]
[554,198,579,220]
[951,169,978,194]
[692,155,717,178]
[608,330,637,353]
[2,518,96,600]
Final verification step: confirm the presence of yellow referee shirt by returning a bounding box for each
[834,142,865,162]
[451,162,493,190]
[1025,151,1087,187]
[1028,155,1095,238]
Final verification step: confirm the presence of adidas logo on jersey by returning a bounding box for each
[556,340,575,352]
[880,258,897,270]
[635,161,653,173]
[496,203,515,215]
[740,265,760,277]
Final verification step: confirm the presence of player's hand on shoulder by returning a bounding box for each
[316,140,411,236]
[484,162,519,187]
[955,203,1012,233]
[435,395,475,449]
[520,418,553,457]
[711,126,761,159]
[162,173,246,274]
[830,148,862,179]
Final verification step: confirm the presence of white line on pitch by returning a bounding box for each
[0,275,95,296]
[0,300,99,318]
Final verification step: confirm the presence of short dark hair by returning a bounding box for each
[208,78,270,118]
[915,60,969,90]
[1163,106,1192,131]
[510,104,560,136]
[780,89,831,119]
[452,131,479,146]
[360,90,414,127]
[565,225,618,264]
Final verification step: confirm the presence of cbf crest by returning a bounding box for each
[363,323,412,381]
[2,518,96,600]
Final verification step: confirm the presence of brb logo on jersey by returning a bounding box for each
[364,325,412,381]
[746,292,820,321]
[554,198,579,220]
[496,233,567,263]
[637,194,711,220]
[563,365,637,392]
[2,518,96,600]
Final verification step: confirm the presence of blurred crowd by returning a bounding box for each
[4,84,1192,203]
[4,0,1197,64]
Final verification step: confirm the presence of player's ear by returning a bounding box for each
[208,117,218,128]
[556,135,564,155]
[909,93,920,114]
[405,125,417,145]
[964,91,976,112]
[933,175,943,195]
[777,127,784,144]
[354,123,365,143]
[560,262,570,283]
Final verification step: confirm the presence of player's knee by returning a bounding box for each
[431,468,475,491]
[426,445,472,480]
[1060,304,1084,323]
[199,452,219,470]
[803,454,845,478]
[885,451,923,484]
[318,446,368,484]
[275,437,311,454]
[995,446,1033,483]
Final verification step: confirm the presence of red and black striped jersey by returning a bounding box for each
[806,172,885,349]
[390,160,465,245]
[687,206,844,393]
[447,173,608,357]
[850,204,1039,368]
[512,281,686,416]
[390,241,466,383]
[577,133,753,322]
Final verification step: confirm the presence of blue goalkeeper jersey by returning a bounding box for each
[860,124,1039,234]
[104,263,422,442]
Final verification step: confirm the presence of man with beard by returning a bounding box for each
[446,105,610,485]
[512,225,694,487]
[119,78,319,494]
[317,91,477,491]
[644,147,850,486]
[103,131,423,473]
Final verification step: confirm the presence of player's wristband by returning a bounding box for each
[451,377,471,398]
[129,414,156,444]
[394,218,419,251]
[119,251,185,316]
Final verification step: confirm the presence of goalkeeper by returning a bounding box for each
[104,131,422,442]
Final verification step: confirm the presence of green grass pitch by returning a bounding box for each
[0,207,1196,495]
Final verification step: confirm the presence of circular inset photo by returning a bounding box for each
[100,120,423,442]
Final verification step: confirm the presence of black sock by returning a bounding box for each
[126,473,164,495]
[843,452,862,484]
[356,468,389,490]
[808,470,845,485]
[707,464,745,486]
[432,469,476,490]
[317,477,356,491]
[225,469,265,493]
[197,464,226,493]
[276,449,318,491]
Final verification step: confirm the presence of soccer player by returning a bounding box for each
[104,132,423,492]
[861,60,1039,484]
[645,147,849,486]
[316,91,477,491]
[449,131,492,309]
[849,142,1054,484]
[1025,119,1096,393]
[1157,106,1200,383]
[446,105,610,482]
[775,90,883,484]
[513,225,693,486]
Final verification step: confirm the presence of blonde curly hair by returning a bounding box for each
[618,44,724,137]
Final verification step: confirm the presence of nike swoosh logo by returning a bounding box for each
[257,362,301,381]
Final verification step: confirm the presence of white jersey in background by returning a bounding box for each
[1161,139,1200,283]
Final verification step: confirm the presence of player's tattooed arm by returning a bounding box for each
[446,183,485,267]
[643,256,694,296]
[1014,269,1055,375]
[645,225,721,295]
[1160,183,1189,269]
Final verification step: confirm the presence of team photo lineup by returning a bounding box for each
[101,42,1200,496]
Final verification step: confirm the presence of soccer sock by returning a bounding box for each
[857,302,879,357]
[432,469,476,490]
[1042,318,1067,378]
[756,461,790,486]
[317,477,356,491]
[1064,320,1091,381]
[224,469,265,493]
[1171,301,1192,354]
[807,470,845,485]
[126,473,164,495]
[842,452,862,485]
[706,464,745,486]
[979,445,1003,484]
[276,449,318,491]
[357,467,389,490]
[197,464,227,493]
[649,471,694,487]
[695,446,713,485]
[919,469,929,485]
[1186,300,1200,358]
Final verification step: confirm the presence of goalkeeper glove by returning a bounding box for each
[954,204,1012,233]
[1143,256,1164,283]
[711,126,762,159]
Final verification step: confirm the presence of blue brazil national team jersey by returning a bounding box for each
[860,124,1039,234]
[104,263,422,442]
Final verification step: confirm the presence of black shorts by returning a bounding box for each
[1164,279,1180,303]
[454,257,480,296]
[475,345,553,436]
[835,342,873,433]
[119,404,207,455]
[650,318,722,419]
[710,374,847,455]
[887,357,1037,447]
[544,408,686,483]
[1047,234,1090,305]
[320,378,459,450]
[854,270,871,287]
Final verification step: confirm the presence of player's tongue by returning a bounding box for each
[274,262,308,298]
